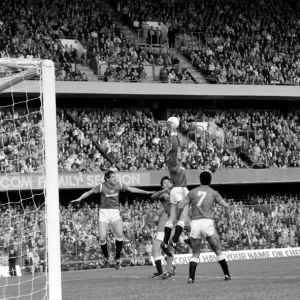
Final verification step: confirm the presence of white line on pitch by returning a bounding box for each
[62,275,300,282]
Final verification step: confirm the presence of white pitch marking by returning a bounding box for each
[62,275,300,282]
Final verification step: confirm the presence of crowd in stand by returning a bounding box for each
[0,0,188,83]
[97,43,186,82]
[58,108,235,172]
[178,0,300,84]
[0,109,44,174]
[96,44,180,66]
[171,109,300,168]
[1,0,300,85]
[0,204,46,273]
[98,49,191,83]
[102,64,147,82]
[61,192,300,269]
[116,0,300,85]
[1,107,300,173]
[0,0,125,81]
[0,192,299,271]
[159,65,194,83]
[116,0,188,34]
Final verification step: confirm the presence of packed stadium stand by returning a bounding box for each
[0,191,299,270]
[1,0,299,84]
[1,0,300,287]
[57,108,300,170]
[1,106,300,174]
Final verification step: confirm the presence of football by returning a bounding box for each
[167,117,180,129]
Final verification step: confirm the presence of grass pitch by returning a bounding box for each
[0,257,299,300]
[62,257,300,300]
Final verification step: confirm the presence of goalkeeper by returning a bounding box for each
[160,118,189,257]
[151,176,176,279]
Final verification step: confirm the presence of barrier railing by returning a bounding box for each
[175,32,208,50]
[56,203,299,271]
[252,163,270,169]
[97,63,197,84]
[98,63,154,79]
[187,125,206,146]
[100,75,148,83]
[179,47,300,86]
[224,128,256,149]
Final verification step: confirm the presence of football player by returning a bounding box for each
[72,170,153,270]
[177,171,232,283]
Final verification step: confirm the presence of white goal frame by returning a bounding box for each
[0,59,62,300]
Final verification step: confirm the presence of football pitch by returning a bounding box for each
[1,257,299,300]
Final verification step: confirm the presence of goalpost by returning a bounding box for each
[0,59,62,300]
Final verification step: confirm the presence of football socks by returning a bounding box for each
[163,226,172,244]
[218,259,230,276]
[172,224,183,243]
[115,240,123,260]
[100,242,109,259]
[189,261,197,281]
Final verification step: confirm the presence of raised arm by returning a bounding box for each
[151,185,172,200]
[71,189,94,203]
[127,186,153,195]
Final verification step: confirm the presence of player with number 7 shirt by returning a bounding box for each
[176,171,232,283]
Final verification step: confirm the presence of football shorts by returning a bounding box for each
[99,209,121,224]
[190,219,215,239]
[155,232,165,242]
[155,228,175,242]
[170,187,189,204]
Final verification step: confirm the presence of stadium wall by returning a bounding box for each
[1,168,300,190]
[2,81,300,100]
[151,247,300,266]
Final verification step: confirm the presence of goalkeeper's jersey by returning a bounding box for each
[169,166,187,187]
[167,134,187,187]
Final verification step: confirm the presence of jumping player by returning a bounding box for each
[151,176,176,279]
[71,170,153,270]
[177,171,232,283]
[160,119,189,256]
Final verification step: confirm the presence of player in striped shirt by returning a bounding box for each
[71,170,153,269]
[160,121,190,256]
[177,171,232,283]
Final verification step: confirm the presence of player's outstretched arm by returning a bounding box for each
[71,189,94,203]
[127,187,154,195]
[151,185,172,200]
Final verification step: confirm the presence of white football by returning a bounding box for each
[167,117,180,129]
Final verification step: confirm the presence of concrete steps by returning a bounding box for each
[167,48,206,84]
[77,65,98,81]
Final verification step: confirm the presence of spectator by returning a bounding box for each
[8,249,17,277]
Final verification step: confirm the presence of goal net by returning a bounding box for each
[0,59,61,300]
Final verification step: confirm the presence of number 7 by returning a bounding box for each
[197,191,207,207]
